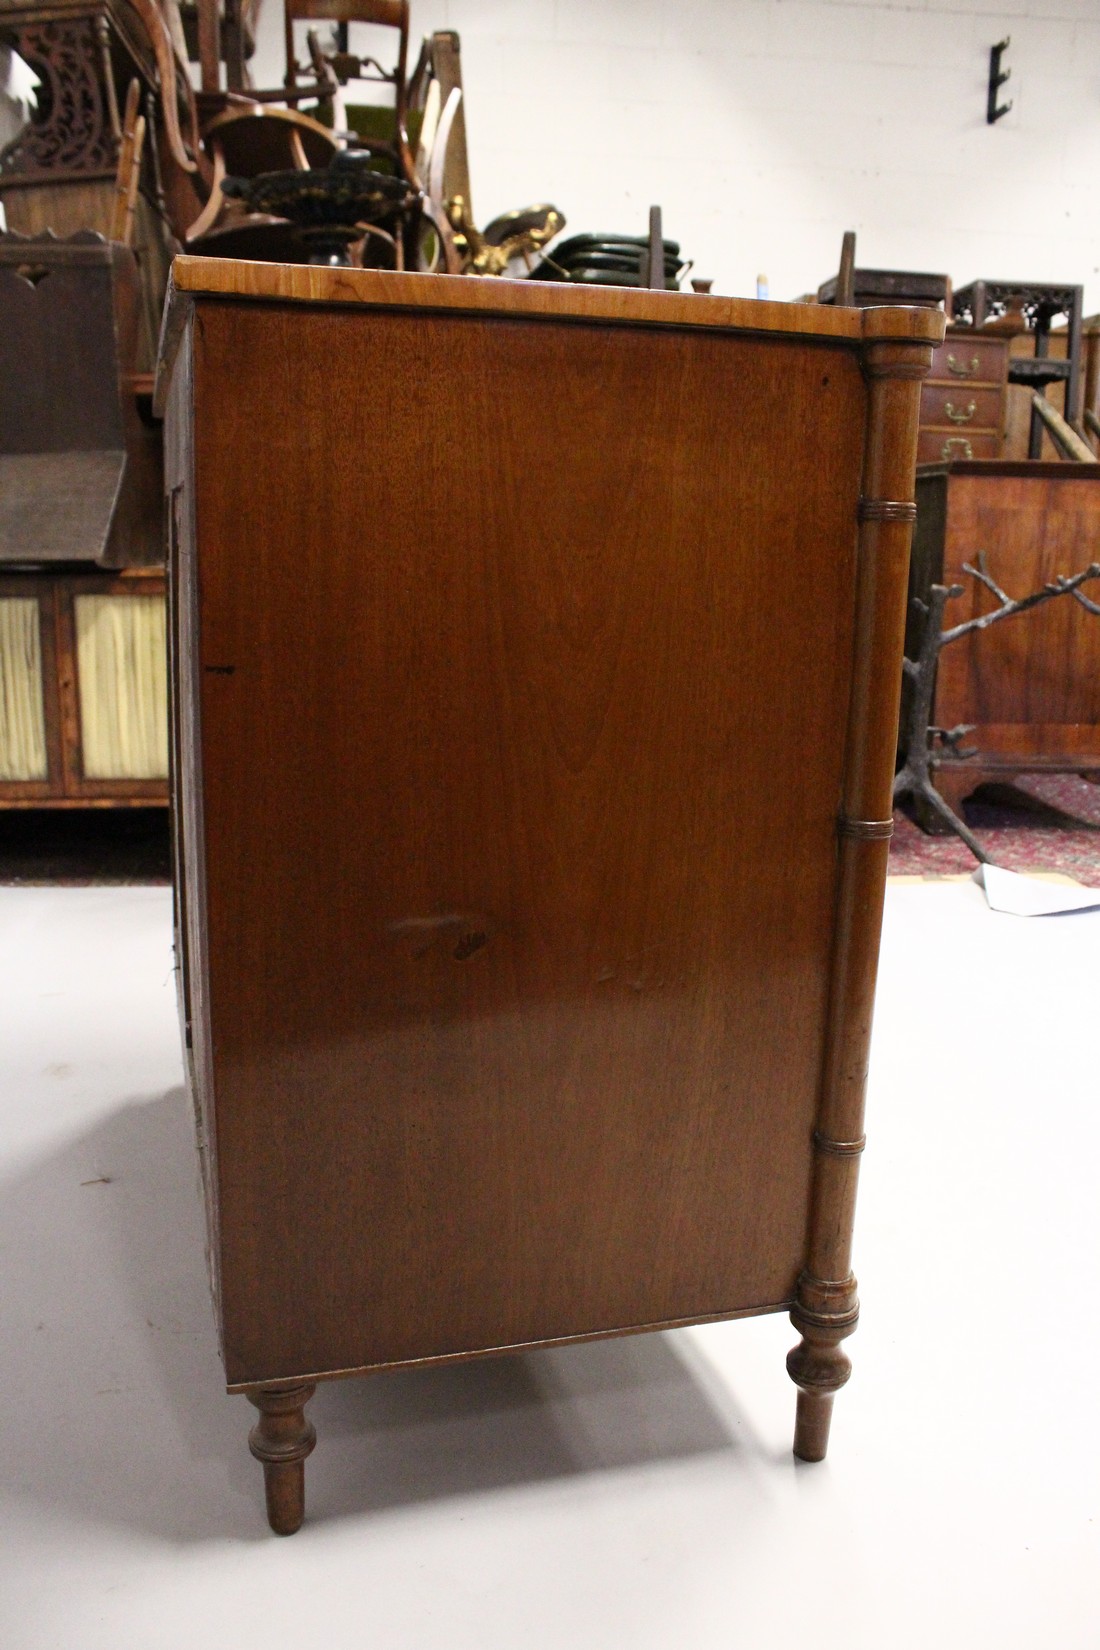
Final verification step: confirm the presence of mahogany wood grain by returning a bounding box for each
[196,301,871,1382]
[163,261,939,1527]
[153,253,938,410]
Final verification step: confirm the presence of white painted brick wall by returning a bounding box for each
[253,0,1100,307]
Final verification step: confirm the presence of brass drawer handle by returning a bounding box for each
[947,353,980,378]
[941,436,973,460]
[945,400,976,424]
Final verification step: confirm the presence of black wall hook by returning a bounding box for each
[987,37,1012,124]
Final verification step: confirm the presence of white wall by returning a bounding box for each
[254,0,1100,308]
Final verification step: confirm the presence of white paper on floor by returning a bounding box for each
[973,863,1100,916]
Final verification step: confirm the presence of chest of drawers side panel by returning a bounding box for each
[165,308,224,1338]
[184,296,876,1388]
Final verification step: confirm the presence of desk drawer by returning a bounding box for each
[929,336,1007,384]
[920,383,1003,430]
[917,430,1001,463]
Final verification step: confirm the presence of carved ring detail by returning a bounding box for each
[813,1129,867,1157]
[792,1271,860,1332]
[858,498,917,523]
[837,815,894,840]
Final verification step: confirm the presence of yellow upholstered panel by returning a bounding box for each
[75,594,169,780]
[0,598,48,781]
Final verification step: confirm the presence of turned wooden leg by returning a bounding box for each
[787,1272,859,1462]
[246,1382,317,1534]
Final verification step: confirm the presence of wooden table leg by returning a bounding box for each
[787,1282,857,1462]
[246,1382,317,1534]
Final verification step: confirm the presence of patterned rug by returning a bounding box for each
[890,774,1100,881]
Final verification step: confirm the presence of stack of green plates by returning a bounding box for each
[529,232,685,289]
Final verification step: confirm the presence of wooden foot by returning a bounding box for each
[246,1382,317,1534]
[792,1387,837,1462]
[786,1273,858,1462]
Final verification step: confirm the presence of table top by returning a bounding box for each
[155,255,945,411]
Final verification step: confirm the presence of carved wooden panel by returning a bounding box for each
[0,17,118,180]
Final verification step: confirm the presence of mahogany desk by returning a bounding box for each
[156,258,940,1533]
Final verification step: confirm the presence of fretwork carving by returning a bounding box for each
[0,19,118,179]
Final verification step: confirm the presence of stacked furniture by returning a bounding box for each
[530,231,685,289]
[916,327,1009,464]
[814,252,1006,463]
[818,261,1100,824]
[158,253,940,1534]
[817,265,949,310]
[0,0,197,369]
[0,231,168,806]
[0,0,204,809]
[952,280,1084,459]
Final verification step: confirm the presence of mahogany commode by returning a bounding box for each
[156,256,941,1533]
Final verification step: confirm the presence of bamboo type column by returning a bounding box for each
[787,309,939,1461]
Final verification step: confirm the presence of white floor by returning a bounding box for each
[0,880,1097,1649]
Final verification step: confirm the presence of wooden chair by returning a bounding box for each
[412,66,562,278]
[284,0,414,182]
[110,82,147,248]
[178,0,262,97]
[185,104,338,242]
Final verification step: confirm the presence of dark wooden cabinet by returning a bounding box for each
[158,257,939,1532]
[910,460,1100,815]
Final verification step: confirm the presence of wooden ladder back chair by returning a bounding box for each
[283,0,413,180]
